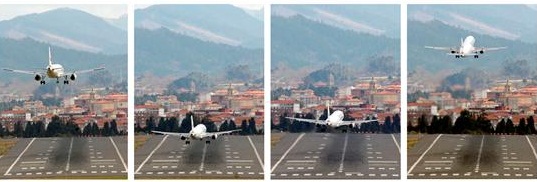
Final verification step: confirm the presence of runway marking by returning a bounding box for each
[66,137,74,171]
[135,135,169,173]
[503,161,532,164]
[474,135,485,173]
[408,134,442,175]
[338,132,349,172]
[271,133,305,172]
[247,136,264,169]
[226,159,253,163]
[109,137,127,171]
[525,136,537,162]
[286,160,316,163]
[5,138,36,176]
[21,161,46,164]
[199,142,208,171]
[391,134,400,153]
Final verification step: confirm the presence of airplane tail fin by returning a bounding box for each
[326,100,330,115]
[48,46,53,66]
[190,114,195,130]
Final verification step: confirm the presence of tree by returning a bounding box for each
[248,117,257,134]
[496,118,506,134]
[527,116,537,134]
[506,118,515,134]
[517,118,527,135]
[383,116,393,134]
[110,119,119,136]
[392,114,401,133]
[240,120,249,135]
[417,114,428,133]
[144,116,156,133]
[428,115,440,134]
[219,120,229,132]
[103,122,111,136]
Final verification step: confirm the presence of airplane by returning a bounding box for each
[2,46,105,84]
[152,115,241,144]
[425,35,506,58]
[285,101,377,133]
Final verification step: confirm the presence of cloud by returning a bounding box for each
[175,21,240,46]
[409,11,434,23]
[313,8,385,36]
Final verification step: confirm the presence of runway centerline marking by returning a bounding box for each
[408,134,442,174]
[135,135,169,173]
[65,137,74,171]
[391,134,400,153]
[525,136,537,161]
[109,137,127,171]
[199,142,208,171]
[271,133,305,172]
[474,135,485,173]
[4,138,36,176]
[338,133,349,172]
[247,136,264,169]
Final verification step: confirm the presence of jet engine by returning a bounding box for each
[212,134,218,140]
[451,50,456,54]
[70,73,77,81]
[180,136,186,140]
[34,74,42,81]
[479,50,484,54]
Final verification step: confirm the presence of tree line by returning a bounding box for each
[409,109,537,135]
[0,115,125,138]
[271,110,401,133]
[134,112,261,135]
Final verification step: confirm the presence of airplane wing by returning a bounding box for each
[424,46,455,51]
[2,68,42,75]
[151,130,190,138]
[285,117,324,125]
[67,67,105,75]
[203,129,242,138]
[341,119,378,125]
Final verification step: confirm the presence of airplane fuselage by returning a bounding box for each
[189,124,207,140]
[46,64,65,78]
[325,110,345,127]
[459,36,476,57]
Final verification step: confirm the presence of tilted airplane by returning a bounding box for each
[152,115,241,144]
[2,46,105,84]
[286,101,377,132]
[425,35,506,58]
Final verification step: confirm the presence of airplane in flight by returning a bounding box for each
[3,46,105,84]
[286,101,377,132]
[425,35,507,58]
[152,115,241,144]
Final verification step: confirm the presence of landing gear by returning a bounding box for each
[474,55,479,58]
[63,80,69,84]
[40,80,46,84]
[455,55,460,58]
[205,140,210,144]
[56,79,60,84]
[185,140,191,145]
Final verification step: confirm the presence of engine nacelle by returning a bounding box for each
[348,124,354,128]
[479,50,484,54]
[70,73,77,81]
[34,74,42,81]
[451,50,456,54]
[180,136,186,140]
[212,134,218,140]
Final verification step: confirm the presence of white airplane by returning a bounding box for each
[425,35,506,58]
[152,115,241,144]
[286,102,377,132]
[2,46,105,84]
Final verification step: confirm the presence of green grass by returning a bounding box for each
[135,135,150,151]
[407,134,419,150]
[0,138,18,156]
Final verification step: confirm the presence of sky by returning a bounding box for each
[134,4,263,10]
[0,5,126,21]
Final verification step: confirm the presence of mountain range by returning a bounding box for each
[0,8,127,54]
[135,4,264,49]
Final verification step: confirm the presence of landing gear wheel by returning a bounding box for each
[40,80,46,84]
[185,140,191,145]
[205,140,210,144]
[64,80,69,84]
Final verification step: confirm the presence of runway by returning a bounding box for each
[408,134,537,179]
[271,133,400,179]
[135,135,264,179]
[0,136,127,179]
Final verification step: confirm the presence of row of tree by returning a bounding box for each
[134,113,261,135]
[272,111,401,133]
[409,110,537,135]
[0,115,124,138]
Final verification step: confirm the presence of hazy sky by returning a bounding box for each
[0,5,127,21]
[134,4,264,10]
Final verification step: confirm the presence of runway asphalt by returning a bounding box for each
[408,134,537,179]
[0,136,127,179]
[271,132,400,179]
[135,135,264,179]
